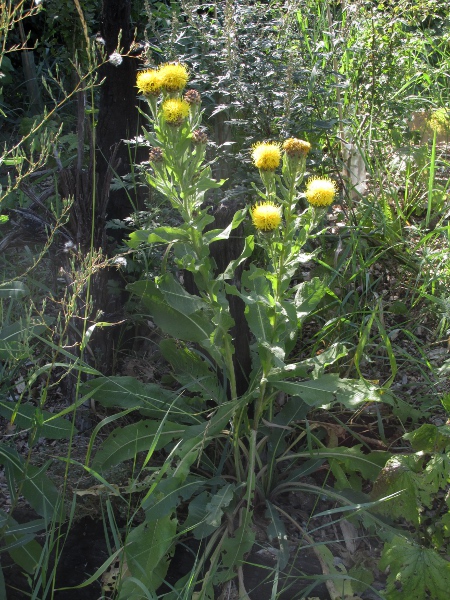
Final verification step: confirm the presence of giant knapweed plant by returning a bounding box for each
[85,63,392,598]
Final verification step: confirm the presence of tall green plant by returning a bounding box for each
[83,61,398,598]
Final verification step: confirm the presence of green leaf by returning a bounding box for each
[128,280,214,343]
[0,281,29,298]
[404,423,450,452]
[371,454,424,526]
[219,235,254,280]
[124,514,177,594]
[159,339,226,403]
[267,343,348,382]
[82,376,197,423]
[380,535,450,600]
[265,500,290,569]
[0,509,43,574]
[272,374,384,408]
[147,226,190,244]
[214,522,256,585]
[157,273,206,315]
[91,420,185,472]
[0,401,77,439]
[325,446,391,480]
[420,453,450,503]
[0,319,51,360]
[294,277,327,321]
[205,484,235,527]
[0,446,60,523]
[203,208,247,245]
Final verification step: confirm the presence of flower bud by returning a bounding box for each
[149,147,164,163]
[184,89,201,105]
[192,129,208,145]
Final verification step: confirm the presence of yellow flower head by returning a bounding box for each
[251,142,281,171]
[159,63,189,92]
[283,138,311,158]
[305,177,337,207]
[161,98,190,124]
[136,69,162,97]
[251,202,282,231]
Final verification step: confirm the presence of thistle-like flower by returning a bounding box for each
[159,63,189,92]
[251,202,282,231]
[252,142,281,171]
[161,98,190,125]
[184,89,201,105]
[149,147,164,162]
[305,177,337,207]
[192,129,208,145]
[136,69,162,97]
[283,138,311,158]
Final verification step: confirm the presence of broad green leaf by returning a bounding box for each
[403,423,450,452]
[420,453,450,503]
[324,446,391,480]
[126,228,152,249]
[128,280,214,343]
[203,208,247,245]
[0,447,60,523]
[219,235,254,280]
[380,535,450,600]
[91,420,185,472]
[294,277,327,321]
[142,475,206,521]
[157,272,206,315]
[214,522,255,585]
[371,454,424,526]
[124,514,177,594]
[0,401,77,439]
[267,343,348,382]
[0,281,29,298]
[313,544,354,598]
[147,225,190,244]
[0,319,50,360]
[82,376,197,423]
[272,374,384,408]
[160,339,226,402]
[205,484,235,527]
[265,500,290,569]
[183,490,219,539]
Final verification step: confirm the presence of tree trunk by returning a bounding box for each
[97,0,145,223]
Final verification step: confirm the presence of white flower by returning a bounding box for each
[108,52,123,67]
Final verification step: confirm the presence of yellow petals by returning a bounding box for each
[161,98,190,124]
[136,69,162,97]
[305,177,337,207]
[251,202,282,231]
[251,142,281,171]
[283,138,311,158]
[159,63,189,92]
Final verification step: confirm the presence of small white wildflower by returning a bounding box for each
[113,256,127,268]
[108,52,123,67]
[35,0,43,5]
